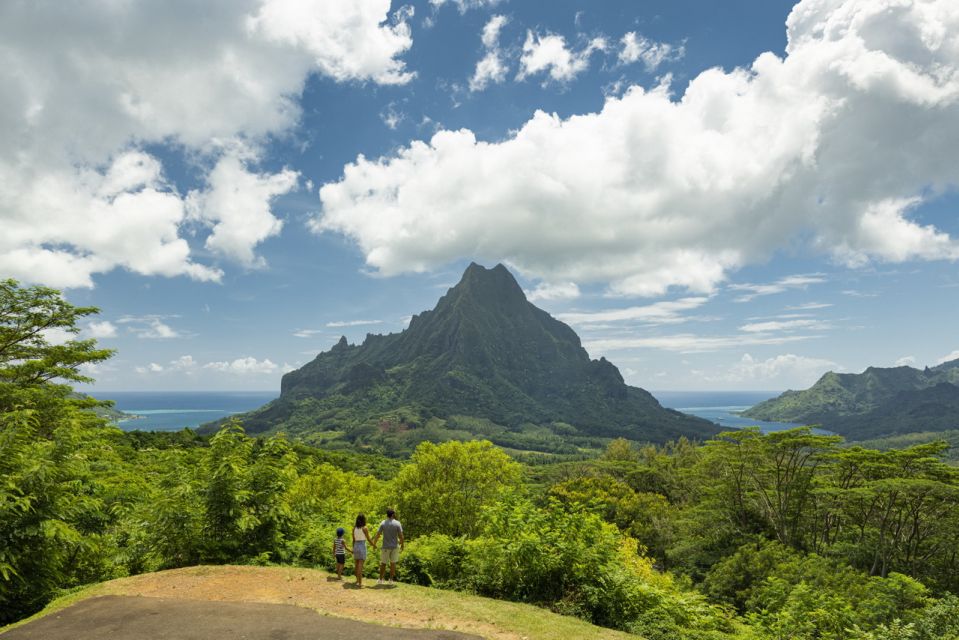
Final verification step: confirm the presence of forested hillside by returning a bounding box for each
[743,363,959,439]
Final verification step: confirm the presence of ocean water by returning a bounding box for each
[653,390,803,432]
[96,391,278,431]
[92,389,798,434]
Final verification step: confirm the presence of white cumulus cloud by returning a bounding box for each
[937,350,959,365]
[119,316,183,340]
[315,0,959,297]
[526,282,581,302]
[517,31,607,83]
[204,357,279,375]
[470,15,510,92]
[136,353,281,377]
[186,150,299,267]
[0,0,413,288]
[619,32,684,71]
[726,353,839,387]
[86,321,118,339]
[380,103,406,130]
[247,0,414,85]
[170,355,197,370]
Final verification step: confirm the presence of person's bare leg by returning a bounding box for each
[390,562,397,581]
[379,562,386,581]
[355,560,363,586]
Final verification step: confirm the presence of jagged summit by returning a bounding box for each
[455,262,526,300]
[394,262,585,374]
[216,263,719,450]
[420,262,531,323]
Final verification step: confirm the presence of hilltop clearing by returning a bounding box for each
[0,565,635,640]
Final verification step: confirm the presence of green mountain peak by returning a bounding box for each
[215,263,718,453]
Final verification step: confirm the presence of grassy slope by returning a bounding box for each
[0,565,638,640]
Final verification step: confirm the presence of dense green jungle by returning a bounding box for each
[4,278,959,640]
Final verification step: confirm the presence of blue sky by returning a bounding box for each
[2,0,958,392]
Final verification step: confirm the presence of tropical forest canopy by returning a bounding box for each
[3,278,959,640]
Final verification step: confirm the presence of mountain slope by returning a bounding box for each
[212,263,718,452]
[742,361,959,439]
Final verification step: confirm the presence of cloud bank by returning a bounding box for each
[724,353,839,386]
[0,0,413,287]
[316,0,959,297]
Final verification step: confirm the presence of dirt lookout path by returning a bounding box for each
[0,566,634,640]
[1,595,479,640]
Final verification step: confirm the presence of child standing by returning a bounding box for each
[332,527,352,579]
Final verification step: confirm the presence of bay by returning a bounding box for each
[95,391,278,431]
[91,389,803,434]
[653,390,804,433]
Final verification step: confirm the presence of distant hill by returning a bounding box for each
[205,263,719,453]
[71,392,138,423]
[742,360,959,439]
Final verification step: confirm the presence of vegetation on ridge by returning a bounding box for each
[743,362,959,439]
[5,278,959,640]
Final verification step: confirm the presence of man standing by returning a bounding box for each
[371,508,404,585]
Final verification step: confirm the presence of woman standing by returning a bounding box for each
[352,513,375,587]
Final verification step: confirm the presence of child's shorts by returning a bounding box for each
[335,553,346,564]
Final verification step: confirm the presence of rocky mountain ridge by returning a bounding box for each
[208,263,719,453]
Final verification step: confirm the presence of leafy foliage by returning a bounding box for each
[0,279,113,388]
[401,498,735,640]
[392,440,522,537]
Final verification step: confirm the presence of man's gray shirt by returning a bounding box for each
[378,518,403,549]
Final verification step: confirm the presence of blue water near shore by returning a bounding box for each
[96,391,278,431]
[93,389,799,433]
[653,391,803,432]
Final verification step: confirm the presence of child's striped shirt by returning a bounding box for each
[334,538,346,554]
